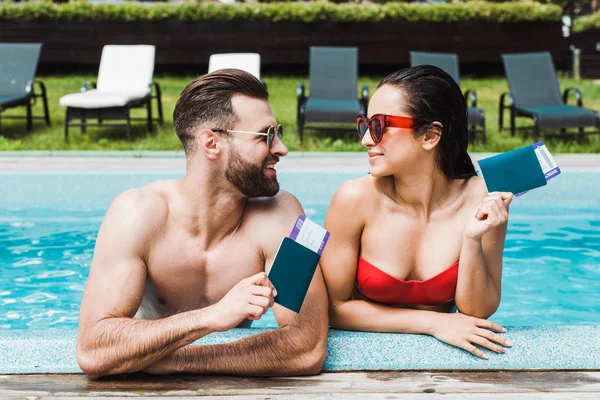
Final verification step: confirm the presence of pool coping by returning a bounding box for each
[1,151,600,171]
[1,326,599,374]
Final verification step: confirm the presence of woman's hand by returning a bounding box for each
[464,192,513,240]
[431,313,512,359]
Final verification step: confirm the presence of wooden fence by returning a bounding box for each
[0,20,569,73]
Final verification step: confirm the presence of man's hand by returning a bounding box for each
[205,272,276,332]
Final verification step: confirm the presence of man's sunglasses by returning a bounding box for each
[212,124,283,148]
[356,114,423,144]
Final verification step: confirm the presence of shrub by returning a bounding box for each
[0,1,562,24]
[572,11,600,32]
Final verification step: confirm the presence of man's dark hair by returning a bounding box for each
[173,69,268,154]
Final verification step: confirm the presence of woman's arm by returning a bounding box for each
[455,182,513,319]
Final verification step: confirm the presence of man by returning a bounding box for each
[76,69,329,379]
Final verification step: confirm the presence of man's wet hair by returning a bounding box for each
[173,69,268,154]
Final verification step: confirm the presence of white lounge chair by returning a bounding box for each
[208,53,261,80]
[59,45,163,141]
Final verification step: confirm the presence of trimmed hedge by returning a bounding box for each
[0,1,562,24]
[573,11,600,32]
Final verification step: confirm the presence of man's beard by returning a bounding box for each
[225,146,280,198]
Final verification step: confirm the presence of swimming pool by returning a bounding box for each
[1,169,599,329]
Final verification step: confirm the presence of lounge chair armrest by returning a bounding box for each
[563,87,583,107]
[151,81,162,97]
[80,81,97,92]
[464,88,477,107]
[30,80,48,105]
[498,91,514,132]
[33,79,47,92]
[25,80,34,94]
[297,82,305,103]
[361,84,369,114]
[150,81,164,125]
[499,91,514,107]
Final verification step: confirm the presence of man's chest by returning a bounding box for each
[143,237,265,314]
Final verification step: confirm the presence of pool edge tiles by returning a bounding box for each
[0,326,598,374]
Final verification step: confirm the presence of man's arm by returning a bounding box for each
[149,277,327,376]
[77,189,217,379]
[77,189,274,379]
[145,191,329,376]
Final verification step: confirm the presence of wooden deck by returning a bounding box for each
[1,371,599,399]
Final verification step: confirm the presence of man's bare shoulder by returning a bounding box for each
[103,181,174,237]
[245,191,311,270]
[248,190,303,218]
[246,191,304,241]
[90,182,175,270]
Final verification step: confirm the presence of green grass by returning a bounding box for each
[1,74,600,153]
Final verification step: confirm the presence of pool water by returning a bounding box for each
[1,170,599,329]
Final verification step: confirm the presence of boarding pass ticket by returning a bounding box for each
[514,141,560,197]
[533,141,561,180]
[289,215,330,255]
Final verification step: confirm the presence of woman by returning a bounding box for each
[320,66,513,358]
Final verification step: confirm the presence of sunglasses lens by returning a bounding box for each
[371,119,383,142]
[265,127,273,147]
[357,120,368,140]
[267,125,283,147]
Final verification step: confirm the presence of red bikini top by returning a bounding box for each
[356,257,459,306]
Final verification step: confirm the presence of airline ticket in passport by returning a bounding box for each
[266,216,329,313]
[514,141,561,196]
[532,141,561,181]
[289,215,330,255]
[475,141,561,197]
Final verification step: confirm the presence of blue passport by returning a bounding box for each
[268,237,320,313]
[477,144,547,195]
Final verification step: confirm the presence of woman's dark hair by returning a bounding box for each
[378,65,476,179]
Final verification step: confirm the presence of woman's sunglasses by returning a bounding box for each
[356,114,422,144]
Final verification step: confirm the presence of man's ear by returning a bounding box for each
[197,129,221,159]
[422,121,443,151]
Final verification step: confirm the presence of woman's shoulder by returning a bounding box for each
[462,175,488,201]
[332,174,374,203]
[326,175,373,228]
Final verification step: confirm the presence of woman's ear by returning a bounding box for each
[422,121,443,151]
